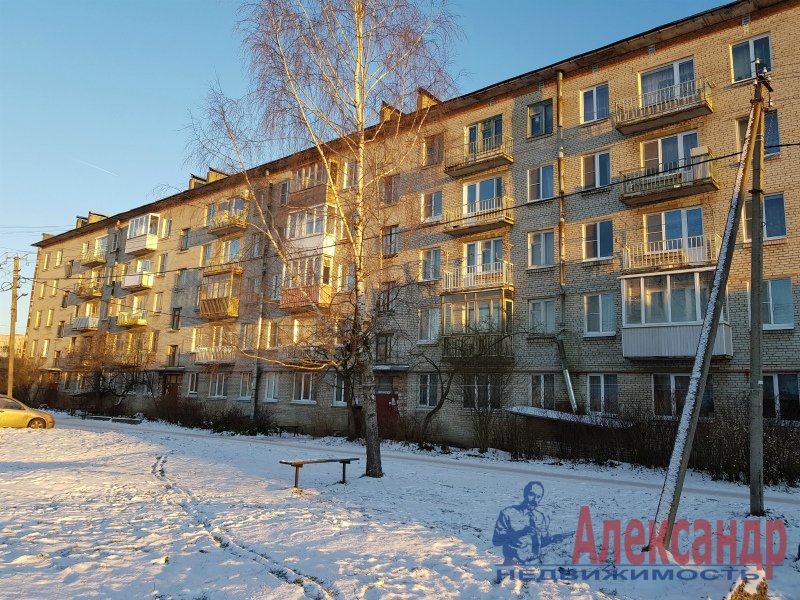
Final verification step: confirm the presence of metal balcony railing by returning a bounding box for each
[202,253,244,275]
[121,272,154,291]
[441,261,513,292]
[623,234,721,270]
[117,309,148,327]
[208,209,248,235]
[80,249,106,266]
[71,316,99,331]
[614,78,712,134]
[75,281,103,298]
[194,346,237,364]
[444,135,513,176]
[441,332,513,360]
[279,284,333,311]
[620,152,718,204]
[443,195,514,232]
[199,296,240,320]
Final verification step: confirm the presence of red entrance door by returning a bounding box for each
[161,374,182,403]
[375,392,399,437]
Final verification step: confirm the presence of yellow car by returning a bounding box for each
[0,396,55,429]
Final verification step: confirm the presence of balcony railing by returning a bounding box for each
[623,234,721,270]
[277,345,324,364]
[208,209,248,236]
[279,284,333,311]
[75,281,103,299]
[201,253,244,276]
[619,151,719,206]
[442,261,513,292]
[194,346,237,364]
[199,296,239,320]
[71,316,99,331]
[121,272,154,291]
[444,135,513,177]
[117,309,148,327]
[80,249,106,267]
[442,332,513,360]
[622,322,732,359]
[125,233,158,255]
[443,195,514,235]
[614,78,713,135]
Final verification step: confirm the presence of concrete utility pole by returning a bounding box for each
[7,256,19,397]
[749,61,772,517]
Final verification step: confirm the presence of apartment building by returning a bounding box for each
[25,0,799,446]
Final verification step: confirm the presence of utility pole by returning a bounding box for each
[7,256,19,397]
[749,60,772,516]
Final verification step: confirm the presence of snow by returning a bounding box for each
[1,414,798,599]
[507,406,628,428]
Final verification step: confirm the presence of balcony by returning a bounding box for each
[277,345,324,364]
[444,136,513,178]
[442,261,513,293]
[75,281,103,299]
[614,78,713,135]
[619,150,719,207]
[201,254,243,276]
[121,272,154,291]
[622,322,732,359]
[117,309,148,327]
[441,332,513,361]
[71,316,99,331]
[208,209,248,236]
[279,284,333,312]
[443,195,514,236]
[199,296,240,320]
[623,235,721,271]
[194,346,237,365]
[126,234,158,256]
[81,249,106,267]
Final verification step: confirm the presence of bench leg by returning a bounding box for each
[341,462,348,484]
[294,465,300,489]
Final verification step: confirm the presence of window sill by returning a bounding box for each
[579,185,612,196]
[415,406,436,412]
[331,402,347,408]
[580,116,611,127]
[237,397,253,402]
[208,396,227,400]
[263,398,279,404]
[527,333,557,341]
[421,217,442,225]
[290,399,317,405]
[187,392,198,397]
[584,332,616,339]
[581,257,615,266]
[527,196,556,204]
[764,325,794,332]
[417,340,438,346]
[741,236,787,249]
[526,264,555,272]
[418,278,440,284]
[526,131,554,142]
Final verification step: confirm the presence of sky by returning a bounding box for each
[0,0,722,334]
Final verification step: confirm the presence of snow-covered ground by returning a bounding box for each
[1,415,798,600]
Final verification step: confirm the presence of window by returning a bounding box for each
[279,180,290,205]
[161,218,172,239]
[732,34,772,82]
[760,278,794,329]
[34,310,42,328]
[462,373,503,409]
[465,176,503,216]
[46,309,53,327]
[528,99,553,137]
[264,372,279,402]
[200,243,212,266]
[175,269,188,290]
[187,372,198,395]
[653,374,714,418]
[582,151,611,189]
[527,165,554,201]
[421,248,441,281]
[382,225,400,257]
[127,214,159,239]
[149,330,159,353]
[157,254,168,274]
[293,163,327,191]
[40,339,49,358]
[251,234,262,258]
[38,283,45,299]
[292,372,314,402]
[382,175,397,204]
[209,373,227,398]
[151,292,162,313]
[529,300,556,335]
[763,374,800,421]
[375,333,394,362]
[744,194,786,241]
[581,83,609,123]
[180,228,190,251]
[55,250,63,267]
[50,280,58,296]
[467,115,503,154]
[423,133,443,166]
[241,323,254,350]
[270,274,281,300]
[640,58,696,107]
[645,206,704,253]
[332,373,346,406]
[588,374,618,415]
[585,293,615,335]
[528,230,554,267]
[531,374,556,409]
[418,373,438,408]
[464,238,503,274]
[287,205,326,239]
[284,255,322,289]
[239,372,254,399]
[42,253,50,271]
[642,131,698,175]
[422,191,442,221]
[171,308,181,330]
[167,345,179,367]
[57,321,65,338]
[376,281,397,313]
[266,321,279,349]
[738,110,780,156]
[342,160,358,190]
[418,307,440,342]
[28,340,37,358]
[583,220,614,260]
[623,271,725,326]
[222,238,241,263]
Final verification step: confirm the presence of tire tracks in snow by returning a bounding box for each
[151,453,342,600]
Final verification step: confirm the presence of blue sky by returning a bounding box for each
[0,0,722,334]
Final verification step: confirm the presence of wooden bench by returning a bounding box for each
[279,458,360,489]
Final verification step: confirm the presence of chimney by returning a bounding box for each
[87,211,108,224]
[380,101,402,122]
[206,167,230,183]
[416,87,441,111]
[188,173,207,190]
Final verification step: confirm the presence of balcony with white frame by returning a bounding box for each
[444,135,514,178]
[121,271,154,291]
[194,346,237,364]
[443,195,514,236]
[441,260,513,293]
[614,78,713,135]
[622,234,721,271]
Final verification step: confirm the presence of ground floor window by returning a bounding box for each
[418,373,438,408]
[293,372,314,402]
[462,373,503,409]
[653,373,713,418]
[588,374,618,415]
[333,374,346,406]
[209,373,227,398]
[764,373,800,422]
[187,372,198,395]
[263,372,279,402]
[239,372,254,399]
[531,374,556,409]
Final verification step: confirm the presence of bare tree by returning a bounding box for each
[190,0,458,477]
[0,354,43,403]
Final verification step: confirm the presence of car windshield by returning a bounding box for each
[0,398,22,410]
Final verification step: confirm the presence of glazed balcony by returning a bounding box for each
[443,195,514,236]
[614,78,713,135]
[444,136,513,178]
[619,151,719,207]
[121,272,154,291]
[441,332,513,361]
[441,261,513,293]
[199,296,239,320]
[71,316,99,331]
[208,208,248,236]
[126,234,158,256]
[279,284,333,312]
[75,281,103,299]
[80,249,106,267]
[623,235,721,271]
[622,322,732,359]
[194,346,237,365]
[117,309,148,328]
